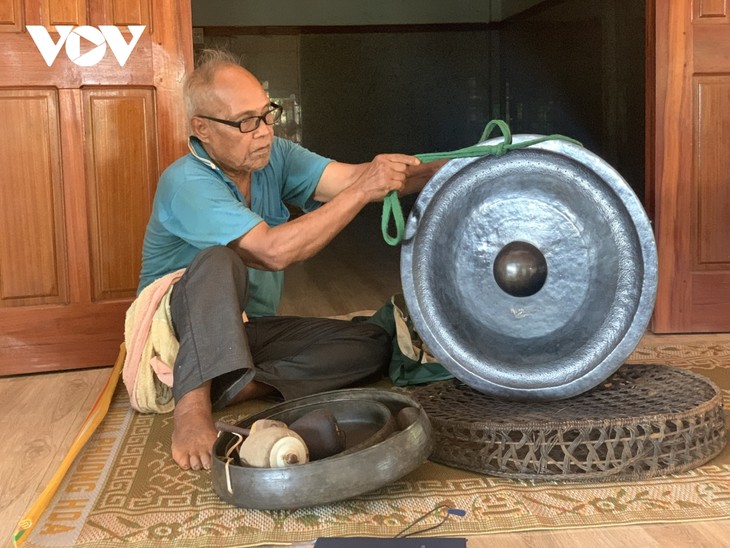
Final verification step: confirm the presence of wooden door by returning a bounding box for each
[0,0,192,374]
[649,0,730,333]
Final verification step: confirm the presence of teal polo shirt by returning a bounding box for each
[138,136,332,317]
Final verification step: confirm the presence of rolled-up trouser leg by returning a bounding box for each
[170,246,255,403]
[245,316,392,401]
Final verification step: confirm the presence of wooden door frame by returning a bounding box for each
[0,1,193,375]
[645,0,689,333]
[645,0,730,334]
[644,0,656,225]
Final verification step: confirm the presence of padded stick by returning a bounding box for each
[216,408,347,461]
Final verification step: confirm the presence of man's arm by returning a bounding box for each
[313,157,448,203]
[228,153,420,271]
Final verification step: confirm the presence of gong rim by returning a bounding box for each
[401,135,658,401]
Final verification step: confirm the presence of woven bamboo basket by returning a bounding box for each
[411,364,726,482]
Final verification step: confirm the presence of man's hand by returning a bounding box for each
[314,154,420,203]
[350,153,422,202]
[402,158,449,196]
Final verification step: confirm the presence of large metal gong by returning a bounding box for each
[401,135,658,401]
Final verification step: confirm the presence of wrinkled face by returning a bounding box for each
[191,65,274,177]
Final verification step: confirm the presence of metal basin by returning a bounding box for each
[251,398,397,457]
[212,388,433,509]
[401,135,658,401]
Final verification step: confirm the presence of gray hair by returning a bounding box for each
[184,48,243,121]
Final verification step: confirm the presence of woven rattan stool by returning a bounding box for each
[411,364,726,482]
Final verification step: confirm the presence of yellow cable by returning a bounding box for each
[12,344,125,547]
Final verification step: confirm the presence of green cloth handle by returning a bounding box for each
[381,119,582,246]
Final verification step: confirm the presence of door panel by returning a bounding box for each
[695,78,730,266]
[0,0,23,31]
[83,87,157,301]
[43,0,87,25]
[651,0,730,332]
[693,0,728,22]
[0,89,67,308]
[105,0,149,26]
[0,0,191,374]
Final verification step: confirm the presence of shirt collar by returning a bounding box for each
[187,136,219,171]
[187,136,250,203]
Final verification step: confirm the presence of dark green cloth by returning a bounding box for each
[354,297,453,387]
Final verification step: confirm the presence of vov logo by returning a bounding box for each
[27,25,146,67]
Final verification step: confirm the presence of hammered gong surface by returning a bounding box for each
[401,136,658,401]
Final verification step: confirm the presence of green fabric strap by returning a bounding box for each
[380,119,582,246]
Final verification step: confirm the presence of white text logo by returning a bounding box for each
[27,25,146,67]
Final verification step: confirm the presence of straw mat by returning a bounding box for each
[13,337,730,547]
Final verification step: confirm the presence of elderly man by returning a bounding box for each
[132,49,439,471]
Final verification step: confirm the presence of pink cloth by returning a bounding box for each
[122,269,184,411]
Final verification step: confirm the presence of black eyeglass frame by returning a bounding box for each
[196,102,283,133]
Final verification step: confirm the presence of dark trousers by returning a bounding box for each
[169,246,391,409]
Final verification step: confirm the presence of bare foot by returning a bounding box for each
[172,383,217,470]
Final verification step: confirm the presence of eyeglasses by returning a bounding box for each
[196,102,283,133]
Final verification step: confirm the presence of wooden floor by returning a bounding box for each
[1,206,728,547]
